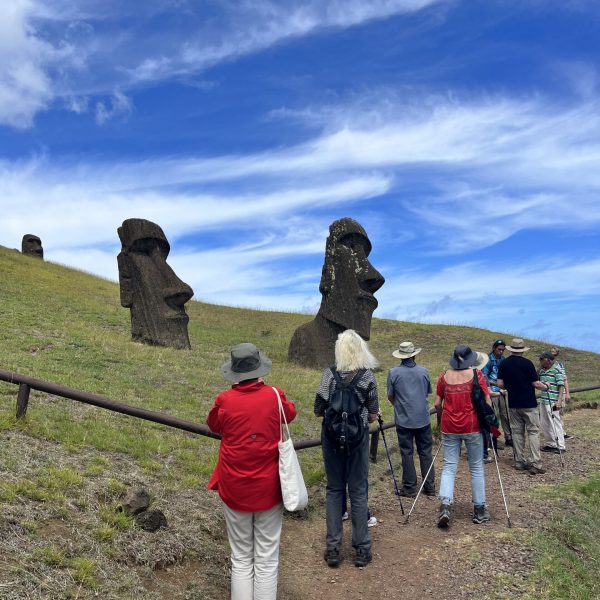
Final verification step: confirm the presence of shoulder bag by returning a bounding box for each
[472,369,499,431]
[274,387,308,511]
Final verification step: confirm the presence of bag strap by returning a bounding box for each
[274,387,291,443]
[471,368,480,398]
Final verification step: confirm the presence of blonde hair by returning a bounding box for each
[334,329,379,371]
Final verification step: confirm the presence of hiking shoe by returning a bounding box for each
[541,446,559,453]
[354,548,372,568]
[437,504,451,528]
[341,511,349,521]
[324,548,341,567]
[529,466,546,476]
[472,505,490,524]
[367,515,378,528]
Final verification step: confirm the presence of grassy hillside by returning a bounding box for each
[0,245,598,599]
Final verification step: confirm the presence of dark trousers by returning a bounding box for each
[396,424,435,494]
[322,431,371,553]
[482,430,497,458]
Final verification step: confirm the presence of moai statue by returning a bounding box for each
[117,218,194,349]
[288,217,384,368]
[21,234,44,259]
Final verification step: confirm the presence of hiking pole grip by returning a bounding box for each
[377,416,405,515]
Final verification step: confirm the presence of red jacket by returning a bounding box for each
[207,380,297,512]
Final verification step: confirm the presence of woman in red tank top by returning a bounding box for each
[434,345,492,527]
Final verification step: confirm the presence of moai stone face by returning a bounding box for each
[318,218,385,339]
[21,234,44,259]
[288,218,384,368]
[117,218,194,349]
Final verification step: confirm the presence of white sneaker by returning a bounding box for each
[367,516,378,527]
[341,511,349,521]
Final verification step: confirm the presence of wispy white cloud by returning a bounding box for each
[0,1,72,128]
[95,91,132,125]
[378,257,600,349]
[0,154,391,250]
[3,92,600,257]
[0,0,445,127]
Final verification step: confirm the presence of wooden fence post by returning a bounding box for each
[369,430,379,463]
[16,383,31,419]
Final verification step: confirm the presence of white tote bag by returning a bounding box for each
[273,387,308,511]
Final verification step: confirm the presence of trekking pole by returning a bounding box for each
[489,432,512,528]
[377,416,404,515]
[404,437,443,524]
[548,404,565,468]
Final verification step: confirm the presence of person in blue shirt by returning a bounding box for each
[482,339,512,449]
[387,341,435,497]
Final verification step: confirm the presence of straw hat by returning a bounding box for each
[392,341,422,359]
[505,338,530,353]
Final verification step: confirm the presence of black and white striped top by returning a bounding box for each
[314,368,379,426]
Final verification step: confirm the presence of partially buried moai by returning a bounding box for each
[21,234,44,259]
[288,217,384,368]
[117,218,194,349]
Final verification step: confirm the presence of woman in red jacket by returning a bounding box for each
[207,343,297,600]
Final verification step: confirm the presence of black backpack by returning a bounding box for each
[324,368,367,450]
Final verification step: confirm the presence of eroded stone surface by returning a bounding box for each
[21,234,43,259]
[288,218,384,368]
[117,218,193,349]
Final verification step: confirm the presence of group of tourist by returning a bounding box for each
[205,334,570,599]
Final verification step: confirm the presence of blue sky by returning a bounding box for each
[2,0,600,352]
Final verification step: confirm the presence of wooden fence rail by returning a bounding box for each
[1,368,599,453]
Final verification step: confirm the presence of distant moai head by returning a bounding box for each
[21,234,44,259]
[117,218,194,349]
[318,218,384,339]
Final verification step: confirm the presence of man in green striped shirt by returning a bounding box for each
[538,351,566,453]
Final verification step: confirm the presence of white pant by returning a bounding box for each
[540,404,565,450]
[222,503,283,600]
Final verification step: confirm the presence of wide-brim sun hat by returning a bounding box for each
[392,341,422,359]
[221,342,272,383]
[473,352,489,370]
[449,344,479,370]
[506,338,530,353]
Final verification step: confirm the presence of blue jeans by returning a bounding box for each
[439,432,486,506]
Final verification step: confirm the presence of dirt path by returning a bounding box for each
[278,409,599,600]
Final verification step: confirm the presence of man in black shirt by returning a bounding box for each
[497,338,550,476]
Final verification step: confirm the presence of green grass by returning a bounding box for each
[522,475,600,599]
[1,244,599,598]
[1,244,597,470]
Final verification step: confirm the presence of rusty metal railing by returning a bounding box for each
[1,368,599,453]
[0,368,392,452]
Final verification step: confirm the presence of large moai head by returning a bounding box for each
[117,218,194,349]
[21,234,44,259]
[318,217,384,339]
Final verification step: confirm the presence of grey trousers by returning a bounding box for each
[322,430,371,553]
[509,407,542,469]
[492,392,512,443]
[396,424,435,494]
